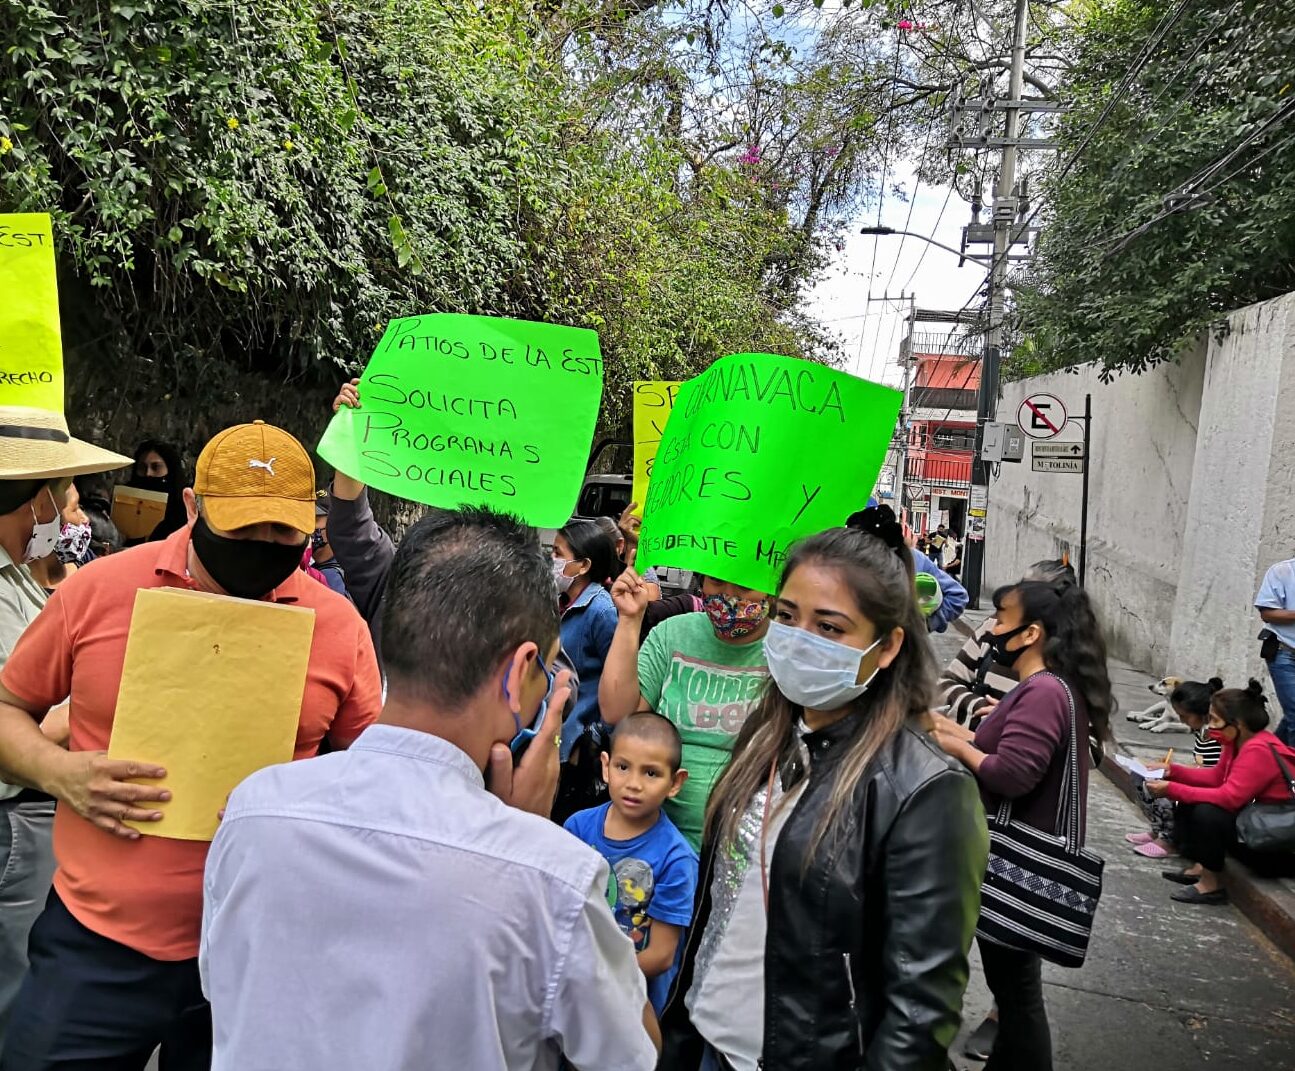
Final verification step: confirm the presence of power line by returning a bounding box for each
[1051,0,1194,185]
[881,109,940,300]
[927,0,1201,340]
[900,183,956,292]
[905,0,1198,519]
[1103,3,1251,190]
[862,37,906,383]
[852,295,910,377]
[1100,109,1295,253]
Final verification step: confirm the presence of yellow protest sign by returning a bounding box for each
[0,214,63,411]
[107,588,315,841]
[631,381,681,516]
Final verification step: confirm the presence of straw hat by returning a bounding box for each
[0,405,131,480]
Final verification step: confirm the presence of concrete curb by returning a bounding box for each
[1099,757,1295,961]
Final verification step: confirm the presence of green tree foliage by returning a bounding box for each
[1012,0,1295,377]
[0,0,878,449]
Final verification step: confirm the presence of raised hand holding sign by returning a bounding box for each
[318,315,604,528]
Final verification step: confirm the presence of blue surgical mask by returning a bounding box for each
[764,621,883,711]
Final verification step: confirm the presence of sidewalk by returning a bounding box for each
[938,610,1295,961]
[932,613,1295,1068]
[1104,658,1295,962]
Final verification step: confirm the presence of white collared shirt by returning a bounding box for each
[201,724,655,1071]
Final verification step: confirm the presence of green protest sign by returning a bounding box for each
[637,353,902,594]
[318,314,603,527]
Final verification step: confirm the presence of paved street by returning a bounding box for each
[931,615,1295,1070]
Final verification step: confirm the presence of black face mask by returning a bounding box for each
[191,516,305,600]
[990,622,1034,668]
[131,474,170,494]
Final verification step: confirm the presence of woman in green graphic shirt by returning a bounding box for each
[599,569,771,850]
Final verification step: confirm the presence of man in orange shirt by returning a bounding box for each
[0,421,381,1070]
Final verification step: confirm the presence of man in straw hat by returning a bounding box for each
[0,401,130,1049]
[0,420,381,1070]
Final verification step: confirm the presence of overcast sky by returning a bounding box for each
[804,167,987,387]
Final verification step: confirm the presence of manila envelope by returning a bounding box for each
[111,485,168,542]
[107,587,315,841]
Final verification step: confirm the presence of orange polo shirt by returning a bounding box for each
[2,526,382,961]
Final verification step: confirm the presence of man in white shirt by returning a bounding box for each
[1257,556,1295,744]
[200,506,660,1071]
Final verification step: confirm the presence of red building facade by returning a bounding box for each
[903,333,980,535]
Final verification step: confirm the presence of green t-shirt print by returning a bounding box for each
[637,613,769,851]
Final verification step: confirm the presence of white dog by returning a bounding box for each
[1127,676,1193,733]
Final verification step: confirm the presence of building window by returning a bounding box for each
[932,429,976,450]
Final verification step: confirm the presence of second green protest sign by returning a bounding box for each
[318,314,603,527]
[638,353,902,593]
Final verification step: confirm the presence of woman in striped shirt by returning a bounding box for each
[1126,678,1226,858]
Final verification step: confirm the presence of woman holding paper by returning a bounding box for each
[1146,680,1295,904]
[120,440,189,544]
[658,520,985,1071]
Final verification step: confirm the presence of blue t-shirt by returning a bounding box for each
[563,802,699,1013]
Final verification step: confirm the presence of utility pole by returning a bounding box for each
[893,295,916,523]
[962,0,1030,608]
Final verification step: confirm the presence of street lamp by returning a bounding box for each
[858,225,991,267]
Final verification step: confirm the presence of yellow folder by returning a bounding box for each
[107,588,316,841]
[111,485,169,542]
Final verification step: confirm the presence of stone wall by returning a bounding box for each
[987,289,1295,679]
[986,345,1206,671]
[1166,293,1295,684]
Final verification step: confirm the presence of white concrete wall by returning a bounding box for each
[986,345,1206,672]
[988,289,1295,680]
[1167,293,1295,685]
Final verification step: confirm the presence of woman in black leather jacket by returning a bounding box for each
[659,516,988,1070]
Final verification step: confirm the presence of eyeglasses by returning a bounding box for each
[505,654,555,760]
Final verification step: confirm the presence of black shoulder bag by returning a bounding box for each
[976,673,1105,968]
[1236,744,1295,853]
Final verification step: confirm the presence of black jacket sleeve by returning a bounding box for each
[866,769,988,1071]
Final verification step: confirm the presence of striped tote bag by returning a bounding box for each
[975,673,1104,968]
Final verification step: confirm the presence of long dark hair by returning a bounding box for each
[994,579,1115,742]
[133,439,187,493]
[558,519,618,589]
[704,525,935,860]
[133,439,189,540]
[1170,678,1224,720]
[1213,679,1269,733]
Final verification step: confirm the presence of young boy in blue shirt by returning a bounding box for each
[564,712,698,1015]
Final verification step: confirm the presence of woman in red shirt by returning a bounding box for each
[1146,679,1295,905]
